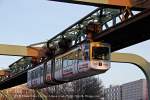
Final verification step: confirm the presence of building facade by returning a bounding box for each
[104,79,148,100]
[121,79,148,100]
[104,85,121,100]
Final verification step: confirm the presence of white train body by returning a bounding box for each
[54,42,110,82]
[27,42,110,89]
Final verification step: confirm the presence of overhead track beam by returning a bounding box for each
[49,0,150,9]
[0,44,41,57]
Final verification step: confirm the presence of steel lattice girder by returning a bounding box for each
[46,7,137,51]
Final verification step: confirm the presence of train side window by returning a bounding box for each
[75,50,78,59]
[40,67,44,76]
[35,70,37,79]
[62,51,77,68]
[34,70,36,79]
[31,71,34,79]
[29,72,31,80]
[78,49,82,60]
[59,59,62,69]
[78,49,83,64]
[72,51,78,64]
[63,55,68,68]
[55,59,59,71]
[28,71,31,81]
[78,49,89,61]
[84,51,89,61]
[46,61,51,74]
[55,58,62,71]
[34,69,39,78]
[67,53,74,66]
[37,68,41,78]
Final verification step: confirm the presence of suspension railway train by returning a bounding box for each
[27,41,111,89]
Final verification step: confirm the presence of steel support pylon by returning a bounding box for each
[111,53,150,99]
[34,89,48,100]
[0,90,13,100]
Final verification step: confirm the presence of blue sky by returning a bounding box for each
[0,0,148,87]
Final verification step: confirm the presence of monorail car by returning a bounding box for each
[54,42,110,82]
[27,41,110,89]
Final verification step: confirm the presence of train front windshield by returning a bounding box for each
[92,47,110,60]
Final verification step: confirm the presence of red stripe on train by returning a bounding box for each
[63,72,73,76]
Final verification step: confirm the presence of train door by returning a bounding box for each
[45,60,52,83]
[78,42,90,73]
[54,58,62,81]
[39,65,44,87]
[36,67,41,87]
[31,70,37,88]
[27,71,32,88]
[72,50,79,76]
[45,60,57,84]
[62,50,78,81]
[62,53,73,80]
